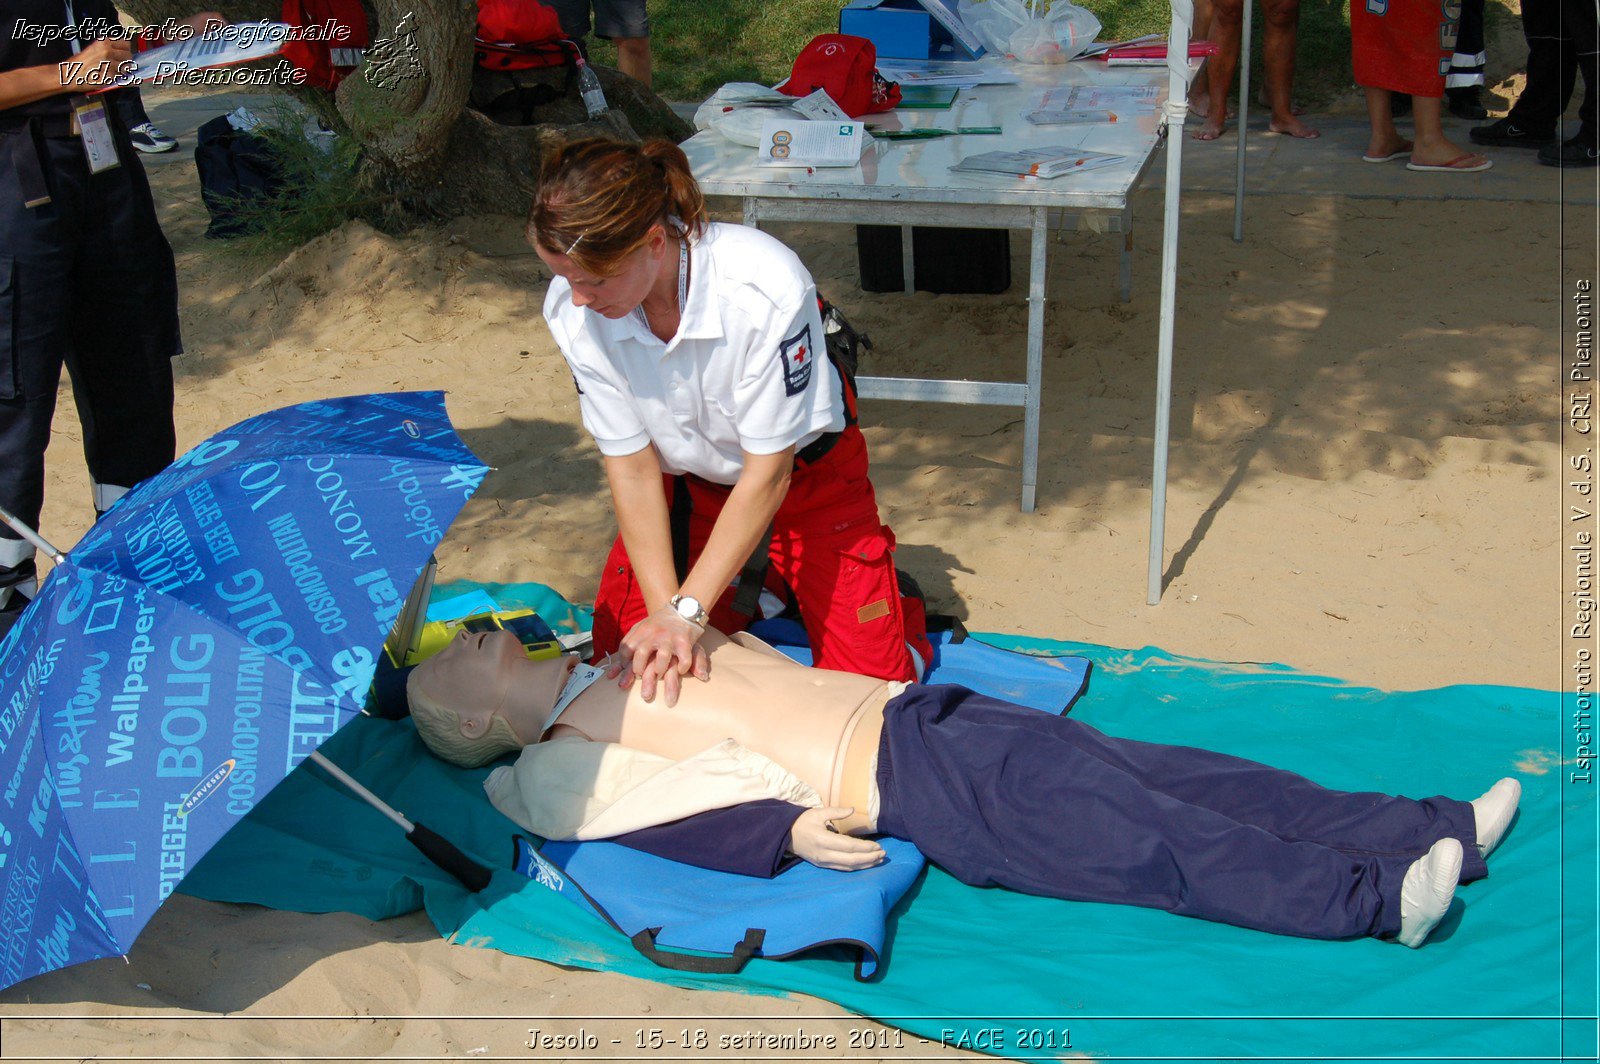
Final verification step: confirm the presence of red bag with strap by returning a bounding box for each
[475,0,576,71]
[280,0,369,90]
[777,33,901,118]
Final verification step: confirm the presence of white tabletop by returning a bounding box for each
[681,57,1175,212]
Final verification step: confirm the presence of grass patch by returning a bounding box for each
[212,108,371,255]
[586,0,1356,105]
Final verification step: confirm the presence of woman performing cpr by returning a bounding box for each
[529,137,930,703]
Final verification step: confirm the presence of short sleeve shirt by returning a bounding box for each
[543,222,845,485]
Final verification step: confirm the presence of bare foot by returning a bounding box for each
[1410,136,1488,168]
[1259,96,1306,115]
[1190,96,1236,121]
[1191,114,1227,140]
[1361,137,1413,162]
[1269,114,1321,138]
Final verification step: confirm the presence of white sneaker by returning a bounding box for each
[128,122,178,153]
[1397,837,1463,948]
[1471,777,1522,858]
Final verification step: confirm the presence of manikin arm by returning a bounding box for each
[607,803,886,877]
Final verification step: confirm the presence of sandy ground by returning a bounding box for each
[0,67,1593,1061]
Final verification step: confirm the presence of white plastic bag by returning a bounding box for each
[693,82,805,147]
[956,0,1102,64]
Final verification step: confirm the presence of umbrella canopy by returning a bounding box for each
[0,391,487,992]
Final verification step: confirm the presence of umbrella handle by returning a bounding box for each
[308,751,493,892]
[407,821,493,893]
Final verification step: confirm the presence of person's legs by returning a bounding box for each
[1410,93,1491,167]
[593,0,651,86]
[1364,86,1414,159]
[0,134,79,632]
[1446,0,1488,118]
[1030,703,1487,881]
[1262,0,1318,136]
[1194,0,1243,139]
[1493,0,1575,135]
[876,687,1423,940]
[613,37,652,86]
[65,143,180,514]
[765,428,922,682]
[1538,0,1598,164]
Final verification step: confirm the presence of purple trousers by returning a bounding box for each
[875,685,1485,940]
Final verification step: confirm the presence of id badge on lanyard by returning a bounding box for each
[64,0,120,173]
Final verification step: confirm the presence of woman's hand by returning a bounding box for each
[607,606,711,706]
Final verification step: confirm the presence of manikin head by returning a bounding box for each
[407,628,578,767]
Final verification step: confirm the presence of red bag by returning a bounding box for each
[777,33,902,118]
[475,0,575,71]
[280,0,369,90]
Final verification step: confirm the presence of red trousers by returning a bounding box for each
[1352,0,1460,97]
[591,425,930,682]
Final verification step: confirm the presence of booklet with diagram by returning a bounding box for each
[757,117,867,167]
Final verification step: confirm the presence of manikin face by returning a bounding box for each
[533,223,671,319]
[411,628,578,744]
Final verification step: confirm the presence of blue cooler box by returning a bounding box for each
[840,0,960,60]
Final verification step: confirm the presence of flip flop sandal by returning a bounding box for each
[1362,143,1413,163]
[1405,153,1493,172]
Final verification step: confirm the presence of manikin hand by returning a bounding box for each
[607,606,711,707]
[788,807,885,871]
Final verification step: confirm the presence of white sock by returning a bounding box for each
[1471,777,1521,858]
[1396,837,1462,948]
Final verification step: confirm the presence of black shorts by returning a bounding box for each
[544,0,649,40]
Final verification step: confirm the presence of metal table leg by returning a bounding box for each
[900,225,916,295]
[1021,207,1048,513]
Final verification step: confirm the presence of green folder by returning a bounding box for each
[895,85,960,109]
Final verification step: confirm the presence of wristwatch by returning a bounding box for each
[668,593,708,630]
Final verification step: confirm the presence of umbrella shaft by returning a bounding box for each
[308,751,414,833]
[0,504,65,564]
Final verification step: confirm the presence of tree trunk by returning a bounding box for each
[117,0,692,220]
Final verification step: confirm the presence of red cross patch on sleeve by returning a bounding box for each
[779,324,814,397]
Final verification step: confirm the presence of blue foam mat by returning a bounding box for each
[181,583,1592,1062]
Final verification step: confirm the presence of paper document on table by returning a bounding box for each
[98,22,292,89]
[1025,108,1119,125]
[790,89,854,123]
[952,147,1126,179]
[757,117,866,167]
[1038,85,1162,114]
[876,60,1019,86]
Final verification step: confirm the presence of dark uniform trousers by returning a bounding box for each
[0,105,181,604]
[1509,0,1598,139]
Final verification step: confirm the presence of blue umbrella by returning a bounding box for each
[0,391,490,993]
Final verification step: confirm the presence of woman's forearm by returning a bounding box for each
[606,448,679,614]
[679,449,792,609]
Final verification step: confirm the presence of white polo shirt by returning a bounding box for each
[543,222,846,485]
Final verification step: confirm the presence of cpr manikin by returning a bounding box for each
[407,627,1523,948]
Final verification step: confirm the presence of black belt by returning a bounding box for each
[2,108,120,210]
[795,430,842,467]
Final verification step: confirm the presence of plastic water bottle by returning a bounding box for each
[576,58,609,120]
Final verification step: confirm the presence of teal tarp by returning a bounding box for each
[182,583,1594,1062]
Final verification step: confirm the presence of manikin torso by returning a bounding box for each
[549,632,893,824]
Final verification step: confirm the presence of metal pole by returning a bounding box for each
[1232,0,1253,242]
[1021,207,1048,513]
[308,750,415,831]
[1151,0,1195,604]
[0,505,66,565]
